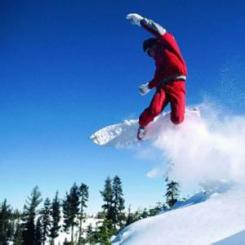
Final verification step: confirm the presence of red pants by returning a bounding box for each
[139,81,186,128]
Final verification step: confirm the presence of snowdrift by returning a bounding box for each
[112,187,245,245]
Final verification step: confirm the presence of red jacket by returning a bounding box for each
[141,19,187,89]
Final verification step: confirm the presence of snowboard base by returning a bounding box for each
[90,108,201,147]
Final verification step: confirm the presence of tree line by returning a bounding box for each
[0,176,180,245]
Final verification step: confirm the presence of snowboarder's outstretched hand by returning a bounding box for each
[126,13,144,26]
[139,82,150,96]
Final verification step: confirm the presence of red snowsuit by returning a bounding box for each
[139,19,187,128]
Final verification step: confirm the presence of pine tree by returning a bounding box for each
[100,177,114,226]
[49,192,61,245]
[165,178,180,208]
[13,222,23,245]
[112,176,125,229]
[63,183,80,244]
[0,199,13,244]
[78,183,89,244]
[86,224,95,244]
[22,186,42,245]
[100,177,116,242]
[97,219,114,245]
[148,202,165,217]
[35,218,42,245]
[40,198,51,245]
[125,206,140,226]
[141,208,149,219]
[13,210,23,245]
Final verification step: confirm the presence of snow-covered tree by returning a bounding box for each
[22,186,42,245]
[165,178,180,208]
[49,192,61,245]
[40,198,51,245]
[35,217,42,245]
[101,177,114,222]
[0,199,13,244]
[63,183,80,243]
[78,183,89,243]
[112,176,125,229]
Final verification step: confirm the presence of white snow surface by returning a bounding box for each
[113,186,245,245]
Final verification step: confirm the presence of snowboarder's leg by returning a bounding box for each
[167,81,186,124]
[139,88,169,128]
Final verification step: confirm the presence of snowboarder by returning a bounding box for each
[126,13,187,140]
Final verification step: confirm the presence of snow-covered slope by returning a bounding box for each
[111,104,245,245]
[113,187,245,245]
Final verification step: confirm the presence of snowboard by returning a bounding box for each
[90,108,201,147]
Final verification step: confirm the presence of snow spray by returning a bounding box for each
[152,102,245,191]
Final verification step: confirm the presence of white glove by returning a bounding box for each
[139,82,150,96]
[126,13,144,26]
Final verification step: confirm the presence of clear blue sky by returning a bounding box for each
[1,0,245,213]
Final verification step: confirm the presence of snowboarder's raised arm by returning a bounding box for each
[126,13,166,37]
